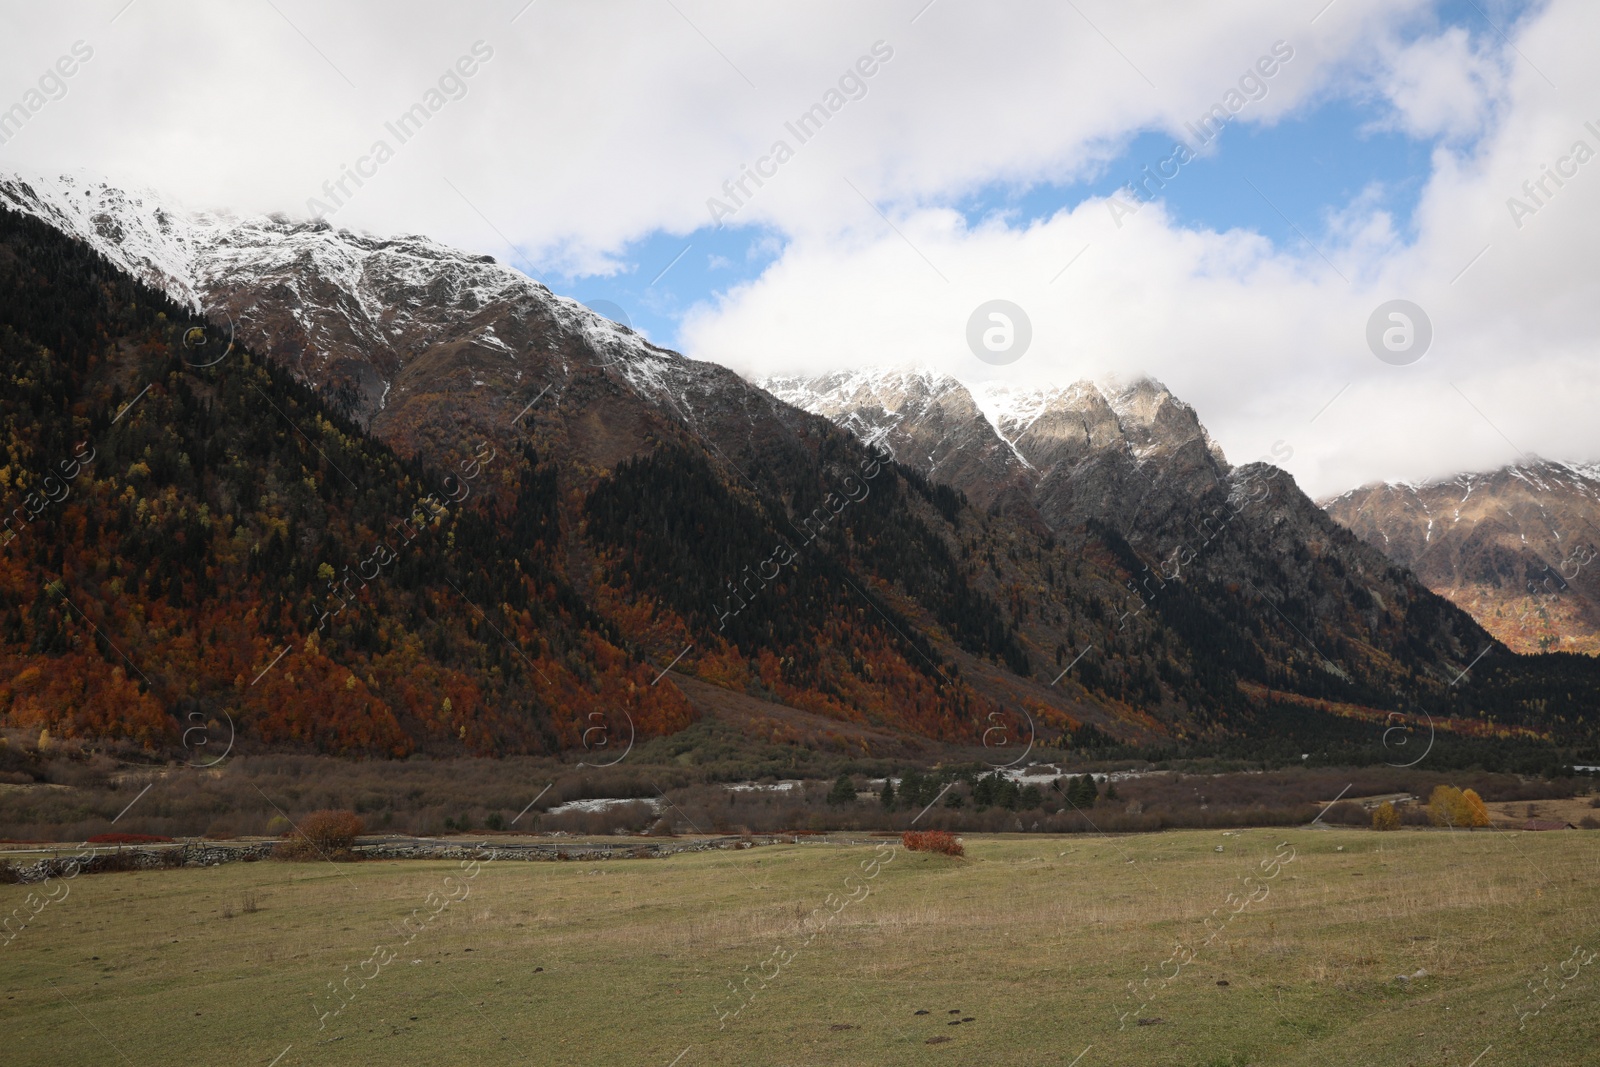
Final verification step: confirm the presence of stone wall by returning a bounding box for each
[0,835,795,883]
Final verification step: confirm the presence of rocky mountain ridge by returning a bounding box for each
[754,366,1600,732]
[761,369,1232,536]
[0,172,1136,753]
[1323,460,1600,655]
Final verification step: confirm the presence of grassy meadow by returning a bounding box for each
[3,827,1598,1067]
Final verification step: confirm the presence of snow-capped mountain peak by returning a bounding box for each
[1322,456,1600,654]
[0,169,685,430]
[759,367,1236,533]
[0,170,213,307]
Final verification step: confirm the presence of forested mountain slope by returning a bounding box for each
[5,175,1600,761]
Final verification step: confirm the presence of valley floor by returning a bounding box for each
[3,828,1598,1066]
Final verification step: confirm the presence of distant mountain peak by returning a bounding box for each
[762,366,1036,513]
[763,368,1232,531]
[1324,457,1600,654]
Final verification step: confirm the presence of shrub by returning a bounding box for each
[902,830,964,857]
[1323,801,1367,826]
[1371,801,1400,831]
[274,809,365,862]
[85,852,139,874]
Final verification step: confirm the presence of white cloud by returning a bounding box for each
[0,0,1415,257]
[0,0,1594,497]
[1369,26,1509,142]
[682,0,1600,498]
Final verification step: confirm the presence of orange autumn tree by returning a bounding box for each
[1427,785,1489,828]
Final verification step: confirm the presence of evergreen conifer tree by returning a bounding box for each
[827,774,857,806]
[900,770,926,807]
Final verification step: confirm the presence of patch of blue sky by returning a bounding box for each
[952,0,1544,247]
[533,0,1543,345]
[953,98,1437,250]
[541,224,785,353]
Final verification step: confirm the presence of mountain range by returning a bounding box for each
[2,171,1598,763]
[762,373,1600,666]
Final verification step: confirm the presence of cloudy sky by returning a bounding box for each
[1,0,1595,497]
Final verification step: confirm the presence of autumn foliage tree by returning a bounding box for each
[1426,785,1490,828]
[275,809,365,861]
[1371,801,1400,831]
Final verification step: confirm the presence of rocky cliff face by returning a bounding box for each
[764,372,1234,539]
[1323,461,1600,654]
[762,370,1040,521]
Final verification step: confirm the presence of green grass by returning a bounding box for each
[3,828,1598,1066]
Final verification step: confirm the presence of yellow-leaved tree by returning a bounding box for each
[1428,785,1489,828]
[1461,788,1491,827]
[1372,801,1400,831]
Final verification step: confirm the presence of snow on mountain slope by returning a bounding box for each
[763,370,1236,533]
[761,368,1040,516]
[0,169,689,436]
[969,381,1076,445]
[1323,458,1600,654]
[0,171,208,306]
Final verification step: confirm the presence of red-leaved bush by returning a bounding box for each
[274,809,365,862]
[902,830,963,856]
